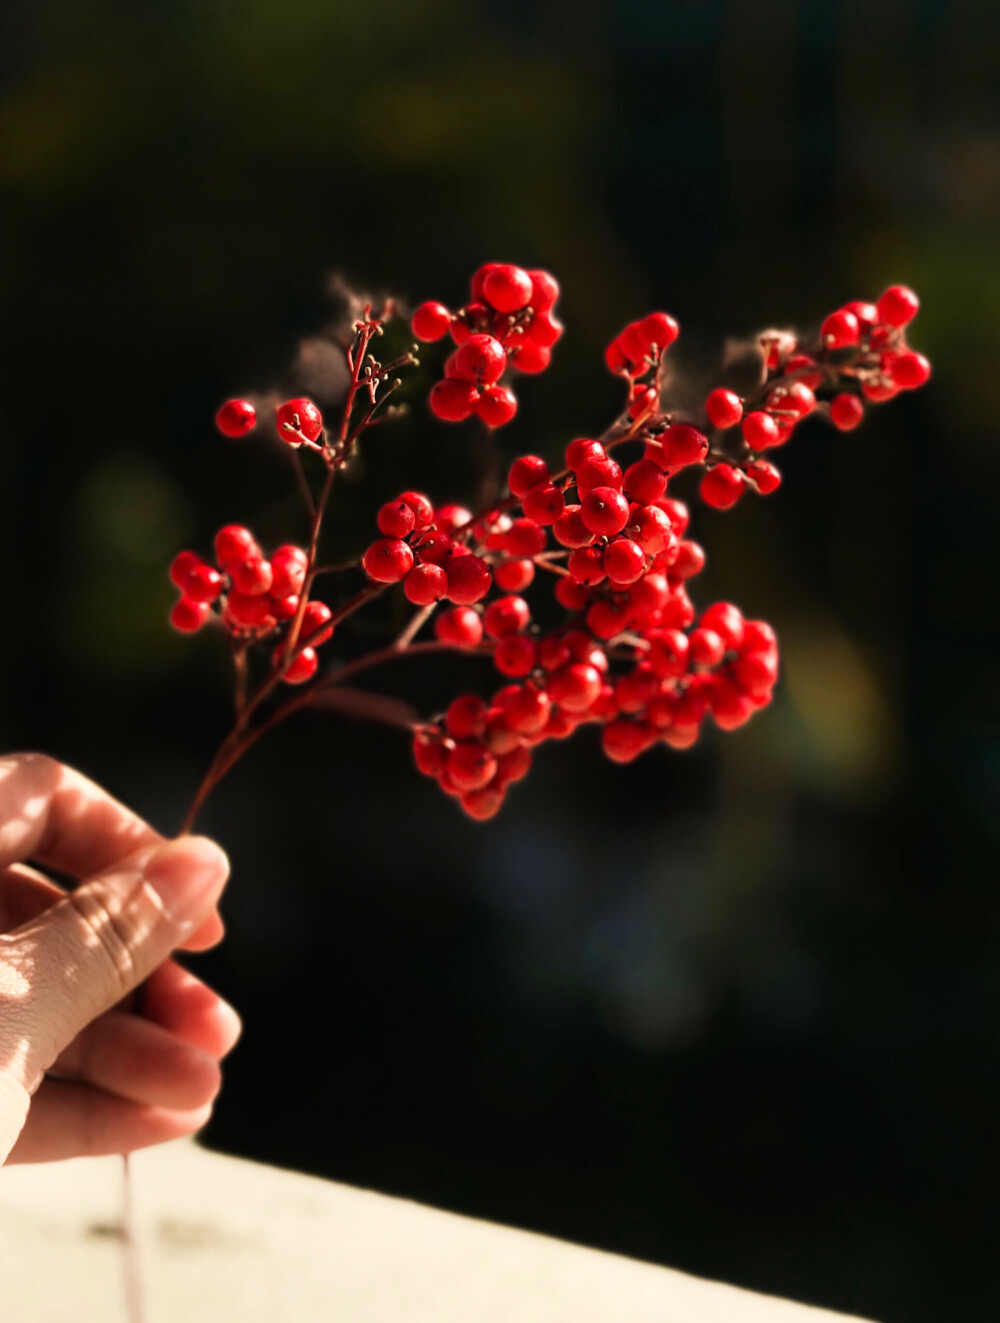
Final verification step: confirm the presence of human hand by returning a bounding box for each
[0,753,239,1165]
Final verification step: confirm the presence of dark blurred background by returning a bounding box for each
[2,1,999,1319]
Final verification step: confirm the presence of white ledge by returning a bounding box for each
[0,1138,875,1321]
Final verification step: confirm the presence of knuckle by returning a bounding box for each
[68,889,141,997]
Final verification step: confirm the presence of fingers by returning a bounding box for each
[183,909,226,952]
[0,863,226,954]
[1,837,229,1101]
[51,1011,222,1111]
[4,1079,212,1164]
[0,754,161,878]
[141,961,242,1058]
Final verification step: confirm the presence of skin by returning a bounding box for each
[0,753,239,1165]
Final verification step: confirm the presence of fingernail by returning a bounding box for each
[143,837,230,926]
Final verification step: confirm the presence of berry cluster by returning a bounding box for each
[406,436,778,818]
[170,528,331,684]
[411,263,562,427]
[361,494,493,607]
[172,277,930,826]
[688,285,930,510]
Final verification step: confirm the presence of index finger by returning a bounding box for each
[0,753,161,879]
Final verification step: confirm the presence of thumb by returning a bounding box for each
[0,836,229,1100]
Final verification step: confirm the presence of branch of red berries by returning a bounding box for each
[168,265,930,825]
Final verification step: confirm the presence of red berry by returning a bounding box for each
[700,601,744,649]
[742,620,778,655]
[378,500,416,538]
[602,720,652,764]
[511,339,551,374]
[626,503,674,555]
[845,300,879,329]
[890,351,931,389]
[699,465,745,510]
[482,264,533,312]
[657,423,709,472]
[214,525,258,568]
[502,519,548,557]
[448,743,498,792]
[398,491,434,528]
[689,627,725,668]
[639,311,679,350]
[430,377,480,422]
[494,635,537,677]
[566,437,605,470]
[500,684,551,734]
[705,389,743,429]
[522,483,565,525]
[231,556,274,597]
[276,397,323,446]
[302,600,334,646]
[876,285,919,327]
[671,540,706,580]
[416,531,455,565]
[476,384,518,427]
[404,563,448,605]
[576,456,623,497]
[549,663,602,713]
[627,571,669,619]
[170,596,210,633]
[732,651,779,699]
[579,486,624,537]
[470,264,500,302]
[215,398,256,438]
[568,546,607,585]
[615,665,659,713]
[460,786,506,821]
[785,354,824,389]
[270,593,300,621]
[659,588,695,630]
[226,591,273,630]
[629,386,659,420]
[508,455,549,497]
[745,458,781,495]
[435,606,484,647]
[270,545,308,598]
[603,538,646,585]
[283,646,319,685]
[446,695,489,739]
[623,459,667,505]
[830,393,864,431]
[741,410,780,450]
[604,338,630,374]
[620,321,652,363]
[586,598,632,640]
[170,550,201,589]
[413,730,448,778]
[552,505,595,549]
[454,333,507,385]
[184,564,224,603]
[411,301,452,342]
[862,377,899,403]
[484,596,530,638]
[554,577,590,610]
[648,629,690,678]
[528,269,560,311]
[494,559,535,592]
[820,309,860,349]
[527,311,563,347]
[434,504,473,533]
[363,538,415,583]
[444,554,492,604]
